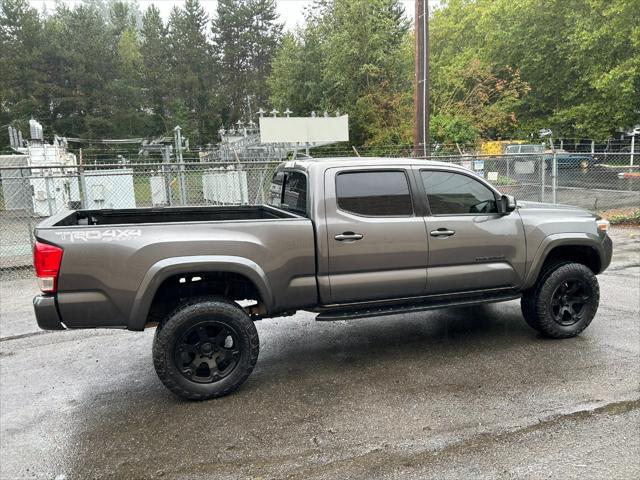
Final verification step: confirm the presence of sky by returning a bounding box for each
[29,1,422,30]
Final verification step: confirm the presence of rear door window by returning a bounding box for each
[282,171,307,216]
[269,170,307,216]
[336,171,413,216]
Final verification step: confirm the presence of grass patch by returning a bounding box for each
[493,175,518,186]
[600,208,640,226]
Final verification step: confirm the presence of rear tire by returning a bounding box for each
[521,263,599,338]
[153,296,259,400]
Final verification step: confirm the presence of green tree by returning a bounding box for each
[321,0,409,110]
[268,0,411,145]
[559,0,639,137]
[0,0,46,143]
[268,22,326,117]
[141,4,170,135]
[108,1,138,37]
[213,0,282,123]
[108,27,147,136]
[40,3,117,137]
[167,0,217,143]
[432,0,640,140]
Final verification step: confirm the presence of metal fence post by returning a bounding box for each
[19,166,34,215]
[540,155,546,202]
[78,149,89,209]
[174,126,187,205]
[19,166,37,250]
[44,173,54,216]
[162,145,173,206]
[552,151,557,203]
[79,169,88,209]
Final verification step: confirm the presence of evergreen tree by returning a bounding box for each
[167,0,217,143]
[108,1,138,38]
[3,0,634,146]
[41,3,117,137]
[243,0,282,113]
[213,0,282,124]
[109,26,146,137]
[141,4,170,135]
[0,0,46,142]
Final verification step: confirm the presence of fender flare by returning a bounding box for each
[522,233,605,290]
[128,255,273,330]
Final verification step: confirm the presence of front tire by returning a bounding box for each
[520,292,540,332]
[153,297,259,400]
[521,263,600,338]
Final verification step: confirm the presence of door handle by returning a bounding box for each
[430,228,456,237]
[335,232,364,241]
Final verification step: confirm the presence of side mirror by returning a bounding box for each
[499,194,517,214]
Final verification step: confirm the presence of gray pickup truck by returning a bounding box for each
[33,158,612,400]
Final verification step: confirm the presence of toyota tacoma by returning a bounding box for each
[32,158,613,400]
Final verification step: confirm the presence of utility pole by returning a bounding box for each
[414,0,429,158]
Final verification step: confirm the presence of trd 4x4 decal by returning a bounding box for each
[54,229,142,242]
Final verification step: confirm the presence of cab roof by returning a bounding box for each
[281,156,472,174]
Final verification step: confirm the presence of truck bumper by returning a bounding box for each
[33,295,66,330]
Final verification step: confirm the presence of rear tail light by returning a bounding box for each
[33,241,63,293]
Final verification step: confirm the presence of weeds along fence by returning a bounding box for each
[1,153,638,280]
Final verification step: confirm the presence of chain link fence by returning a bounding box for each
[1,152,638,283]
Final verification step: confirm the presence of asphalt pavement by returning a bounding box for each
[0,227,638,479]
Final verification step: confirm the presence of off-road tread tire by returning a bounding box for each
[521,260,573,331]
[524,262,599,338]
[153,296,259,401]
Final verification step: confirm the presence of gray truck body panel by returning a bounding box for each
[33,158,612,331]
[35,206,317,329]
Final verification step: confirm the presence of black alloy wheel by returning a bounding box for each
[174,321,241,383]
[549,278,591,327]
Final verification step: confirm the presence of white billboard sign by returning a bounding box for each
[259,115,349,143]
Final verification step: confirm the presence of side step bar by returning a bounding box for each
[316,291,521,322]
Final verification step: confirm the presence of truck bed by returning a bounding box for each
[48,204,298,227]
[34,203,317,330]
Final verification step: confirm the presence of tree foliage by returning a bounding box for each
[269,0,638,145]
[213,0,282,122]
[1,0,637,149]
[268,0,411,146]
[0,0,281,146]
[430,0,640,141]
